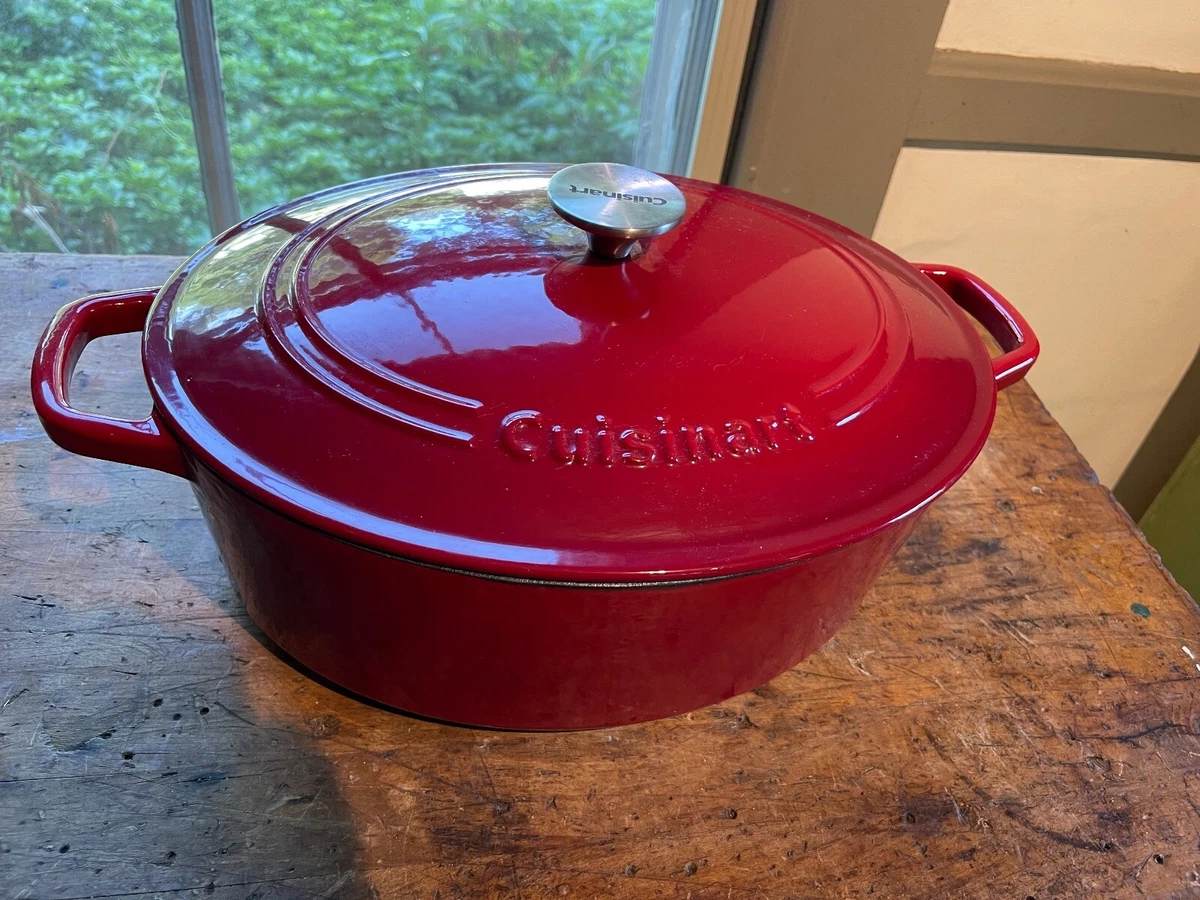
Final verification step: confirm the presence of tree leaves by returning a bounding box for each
[0,0,654,254]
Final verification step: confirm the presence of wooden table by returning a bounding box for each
[3,253,1199,900]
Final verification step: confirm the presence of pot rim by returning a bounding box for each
[190,456,923,589]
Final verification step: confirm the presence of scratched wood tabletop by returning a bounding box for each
[3,252,1200,900]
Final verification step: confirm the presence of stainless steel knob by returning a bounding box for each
[547,162,687,260]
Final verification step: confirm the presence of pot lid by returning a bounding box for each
[145,162,998,583]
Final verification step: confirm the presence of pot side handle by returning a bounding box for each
[915,264,1040,391]
[31,288,190,479]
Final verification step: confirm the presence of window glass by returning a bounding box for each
[215,0,656,217]
[0,0,207,254]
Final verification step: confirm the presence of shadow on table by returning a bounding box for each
[7,421,376,898]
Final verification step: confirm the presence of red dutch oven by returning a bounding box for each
[32,162,1037,730]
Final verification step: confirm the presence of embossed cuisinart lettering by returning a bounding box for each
[567,184,668,206]
[500,404,814,466]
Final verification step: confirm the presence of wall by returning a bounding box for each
[873,1,1200,486]
[874,149,1200,485]
[937,0,1200,72]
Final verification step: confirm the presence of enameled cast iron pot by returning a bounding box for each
[32,162,1038,730]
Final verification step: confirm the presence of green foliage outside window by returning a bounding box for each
[0,0,654,255]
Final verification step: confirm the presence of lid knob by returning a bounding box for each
[547,162,686,260]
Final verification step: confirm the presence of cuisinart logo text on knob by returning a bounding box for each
[567,184,668,206]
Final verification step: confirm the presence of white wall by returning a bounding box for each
[874,149,1200,485]
[872,1,1200,486]
[938,0,1200,72]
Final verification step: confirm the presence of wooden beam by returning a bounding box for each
[928,49,1200,99]
[908,51,1200,161]
[726,0,950,236]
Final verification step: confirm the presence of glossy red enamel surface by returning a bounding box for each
[141,164,1006,583]
[193,460,919,729]
[31,163,1039,728]
[31,288,188,478]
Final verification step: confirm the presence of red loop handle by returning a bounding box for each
[916,264,1040,391]
[31,288,189,478]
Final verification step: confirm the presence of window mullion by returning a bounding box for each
[176,0,240,235]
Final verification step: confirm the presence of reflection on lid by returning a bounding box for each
[304,182,588,369]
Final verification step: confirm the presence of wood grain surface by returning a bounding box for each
[2,252,1199,899]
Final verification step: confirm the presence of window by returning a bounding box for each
[0,0,207,254]
[217,0,655,220]
[1,0,743,255]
